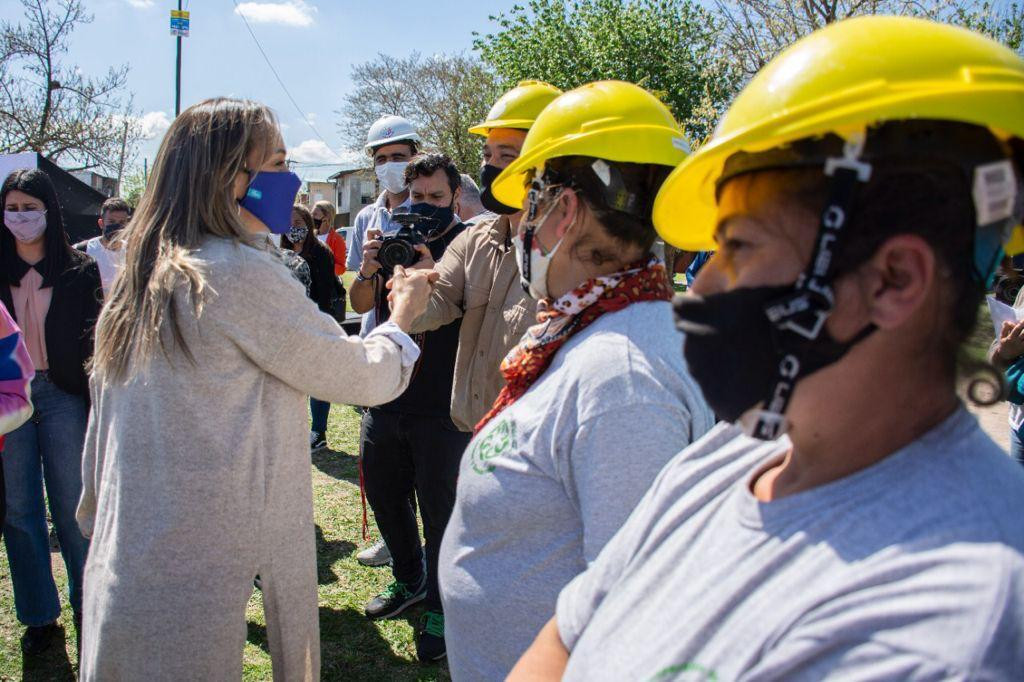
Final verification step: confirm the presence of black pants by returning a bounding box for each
[361,408,470,610]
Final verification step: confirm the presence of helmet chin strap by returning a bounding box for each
[749,133,876,441]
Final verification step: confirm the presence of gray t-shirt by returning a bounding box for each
[438,301,714,681]
[557,409,1024,681]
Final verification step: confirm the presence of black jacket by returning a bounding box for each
[1,249,103,397]
[301,243,339,314]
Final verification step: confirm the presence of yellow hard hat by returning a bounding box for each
[468,80,563,136]
[653,15,1024,253]
[491,80,690,209]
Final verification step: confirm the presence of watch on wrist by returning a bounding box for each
[356,270,375,282]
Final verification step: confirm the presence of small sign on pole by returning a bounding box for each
[170,10,190,37]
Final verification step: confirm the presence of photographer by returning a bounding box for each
[409,81,562,432]
[353,153,468,663]
[348,115,420,331]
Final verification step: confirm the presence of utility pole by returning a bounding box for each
[116,118,130,196]
[175,0,182,116]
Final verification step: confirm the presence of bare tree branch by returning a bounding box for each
[0,0,139,175]
[335,52,501,174]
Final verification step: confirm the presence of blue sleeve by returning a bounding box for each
[1006,357,1024,405]
[347,210,367,272]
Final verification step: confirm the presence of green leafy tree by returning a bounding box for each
[952,1,1024,51]
[120,168,146,210]
[473,0,741,143]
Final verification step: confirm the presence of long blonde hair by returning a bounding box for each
[313,199,336,231]
[93,97,279,381]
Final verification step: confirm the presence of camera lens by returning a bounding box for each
[378,239,417,270]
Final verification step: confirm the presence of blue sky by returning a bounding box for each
[0,0,520,179]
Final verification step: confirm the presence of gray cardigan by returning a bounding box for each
[76,236,417,680]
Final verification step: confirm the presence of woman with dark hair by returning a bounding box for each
[0,167,102,656]
[283,203,341,449]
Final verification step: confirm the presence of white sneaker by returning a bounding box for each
[309,430,327,451]
[356,539,392,567]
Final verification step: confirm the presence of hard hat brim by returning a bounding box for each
[468,119,536,137]
[492,124,689,210]
[654,84,1024,252]
[364,133,422,153]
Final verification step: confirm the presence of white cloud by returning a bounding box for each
[289,139,344,164]
[136,111,173,140]
[288,140,364,166]
[125,0,155,7]
[234,1,317,27]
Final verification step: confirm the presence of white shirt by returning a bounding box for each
[84,236,126,293]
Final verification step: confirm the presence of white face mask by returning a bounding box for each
[375,161,408,194]
[4,210,47,243]
[513,190,568,300]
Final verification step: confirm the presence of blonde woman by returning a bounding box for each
[313,199,346,275]
[76,98,436,680]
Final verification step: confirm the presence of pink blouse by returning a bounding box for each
[11,267,51,371]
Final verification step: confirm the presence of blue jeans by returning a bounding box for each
[1011,427,1024,467]
[310,397,330,434]
[2,373,90,626]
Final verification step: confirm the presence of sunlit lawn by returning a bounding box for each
[0,405,450,682]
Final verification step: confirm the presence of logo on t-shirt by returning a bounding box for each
[468,418,517,474]
[647,663,718,681]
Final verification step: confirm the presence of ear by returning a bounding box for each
[853,233,936,331]
[232,170,249,202]
[97,217,103,228]
[452,186,462,208]
[554,189,580,239]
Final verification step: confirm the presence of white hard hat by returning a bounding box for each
[364,115,421,152]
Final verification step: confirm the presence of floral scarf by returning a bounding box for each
[475,257,672,433]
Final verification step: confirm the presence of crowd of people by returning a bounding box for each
[1,14,1023,681]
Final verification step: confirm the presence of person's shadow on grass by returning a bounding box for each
[312,446,359,483]
[246,605,445,680]
[316,524,355,586]
[21,623,75,682]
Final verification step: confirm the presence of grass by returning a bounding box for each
[0,405,450,682]
[342,272,358,315]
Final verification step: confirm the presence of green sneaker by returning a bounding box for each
[416,609,446,662]
[363,577,426,620]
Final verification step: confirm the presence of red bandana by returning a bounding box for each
[475,257,673,433]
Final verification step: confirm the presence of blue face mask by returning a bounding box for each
[409,200,454,236]
[240,170,302,234]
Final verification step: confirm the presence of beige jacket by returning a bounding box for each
[412,214,537,431]
[77,237,417,681]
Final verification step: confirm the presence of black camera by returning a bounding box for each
[377,214,438,270]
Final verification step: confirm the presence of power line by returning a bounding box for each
[229,0,335,150]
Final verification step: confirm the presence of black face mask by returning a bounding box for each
[479,164,520,215]
[409,200,455,236]
[102,223,124,242]
[674,285,874,427]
